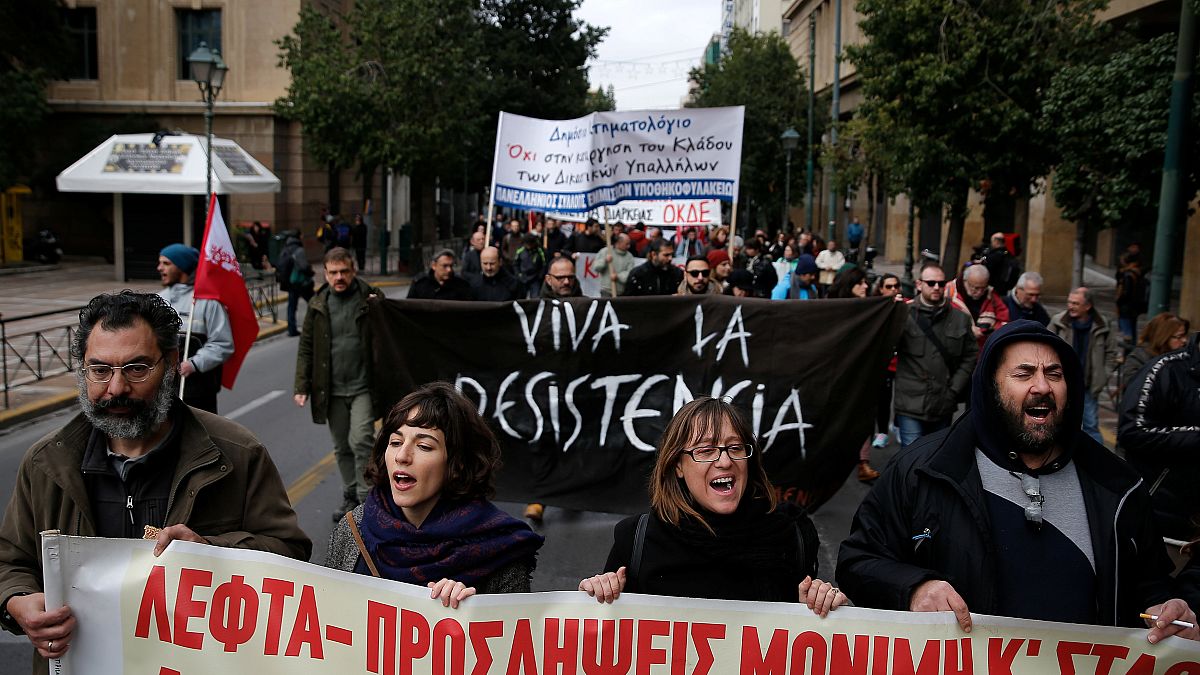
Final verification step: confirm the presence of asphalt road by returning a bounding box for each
[0,291,897,673]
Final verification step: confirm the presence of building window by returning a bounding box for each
[62,7,99,80]
[177,9,222,80]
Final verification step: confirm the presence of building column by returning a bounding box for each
[1026,178,1076,298]
[1179,206,1200,323]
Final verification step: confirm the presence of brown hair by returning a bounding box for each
[323,246,355,268]
[1139,313,1191,357]
[365,382,501,501]
[649,396,776,531]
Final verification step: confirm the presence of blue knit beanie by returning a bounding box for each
[795,254,818,276]
[160,244,200,275]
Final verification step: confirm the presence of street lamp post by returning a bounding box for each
[780,128,800,233]
[187,41,228,221]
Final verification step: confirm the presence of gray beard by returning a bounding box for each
[77,367,176,439]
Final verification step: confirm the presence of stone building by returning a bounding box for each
[780,0,1199,319]
[28,0,386,277]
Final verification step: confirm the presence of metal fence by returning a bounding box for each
[0,308,79,408]
[1,278,278,409]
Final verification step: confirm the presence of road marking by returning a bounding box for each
[225,389,286,420]
[287,452,336,505]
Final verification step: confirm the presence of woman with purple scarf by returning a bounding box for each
[325,382,544,607]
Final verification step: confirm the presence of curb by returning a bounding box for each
[0,391,78,429]
[0,319,293,430]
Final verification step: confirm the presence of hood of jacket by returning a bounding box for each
[969,319,1086,474]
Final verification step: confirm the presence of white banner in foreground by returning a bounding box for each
[547,199,722,228]
[42,534,1200,675]
[492,108,744,213]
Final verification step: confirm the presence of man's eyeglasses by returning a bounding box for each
[81,357,164,384]
[549,274,575,282]
[919,279,948,288]
[882,283,900,290]
[686,269,711,278]
[683,443,754,463]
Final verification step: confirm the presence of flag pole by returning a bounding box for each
[485,113,506,249]
[179,191,214,397]
[603,206,616,293]
[178,302,196,398]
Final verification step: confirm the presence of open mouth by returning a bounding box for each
[1024,404,1054,421]
[393,472,416,490]
[709,476,735,494]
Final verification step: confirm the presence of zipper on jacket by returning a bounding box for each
[1112,477,1142,624]
[126,496,134,526]
[164,452,222,522]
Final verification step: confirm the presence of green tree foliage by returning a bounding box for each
[585,84,617,113]
[688,28,811,231]
[478,0,606,121]
[0,0,69,187]
[277,0,484,177]
[1042,34,1200,233]
[847,0,1107,271]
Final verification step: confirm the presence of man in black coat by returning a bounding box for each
[470,246,522,302]
[742,238,777,299]
[839,320,1198,641]
[624,240,682,296]
[1119,330,1200,541]
[407,249,473,300]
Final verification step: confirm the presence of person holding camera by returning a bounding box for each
[946,263,1009,350]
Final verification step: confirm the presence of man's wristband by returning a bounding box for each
[1,592,32,633]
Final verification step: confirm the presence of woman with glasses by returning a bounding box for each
[1118,313,1190,397]
[578,397,847,615]
[325,382,544,607]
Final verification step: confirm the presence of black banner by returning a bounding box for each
[369,295,906,513]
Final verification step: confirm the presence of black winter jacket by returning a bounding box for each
[624,260,683,296]
[1118,332,1200,540]
[839,320,1175,626]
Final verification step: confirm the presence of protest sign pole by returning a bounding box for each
[603,206,617,292]
[485,113,506,248]
[728,201,738,256]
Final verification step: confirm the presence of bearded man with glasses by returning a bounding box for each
[0,292,310,671]
[893,262,978,446]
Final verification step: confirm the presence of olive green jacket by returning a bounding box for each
[0,406,312,673]
[294,277,384,424]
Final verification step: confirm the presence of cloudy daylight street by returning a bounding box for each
[1,0,1199,672]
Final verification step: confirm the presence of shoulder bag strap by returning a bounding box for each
[915,312,957,374]
[628,513,649,588]
[345,511,381,578]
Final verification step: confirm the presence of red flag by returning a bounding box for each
[193,193,258,389]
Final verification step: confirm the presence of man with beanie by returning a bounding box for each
[787,254,824,300]
[156,243,233,413]
[838,319,1197,641]
[295,247,384,520]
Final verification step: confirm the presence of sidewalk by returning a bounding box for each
[0,258,408,428]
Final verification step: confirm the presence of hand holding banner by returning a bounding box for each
[42,534,1200,675]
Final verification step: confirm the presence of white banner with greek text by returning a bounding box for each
[547,199,722,228]
[492,108,744,213]
[41,534,1200,675]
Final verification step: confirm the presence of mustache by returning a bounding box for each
[1023,393,1057,411]
[93,396,146,412]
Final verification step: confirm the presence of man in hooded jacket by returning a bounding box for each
[838,320,1198,641]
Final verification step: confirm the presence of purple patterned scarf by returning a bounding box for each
[354,487,544,586]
